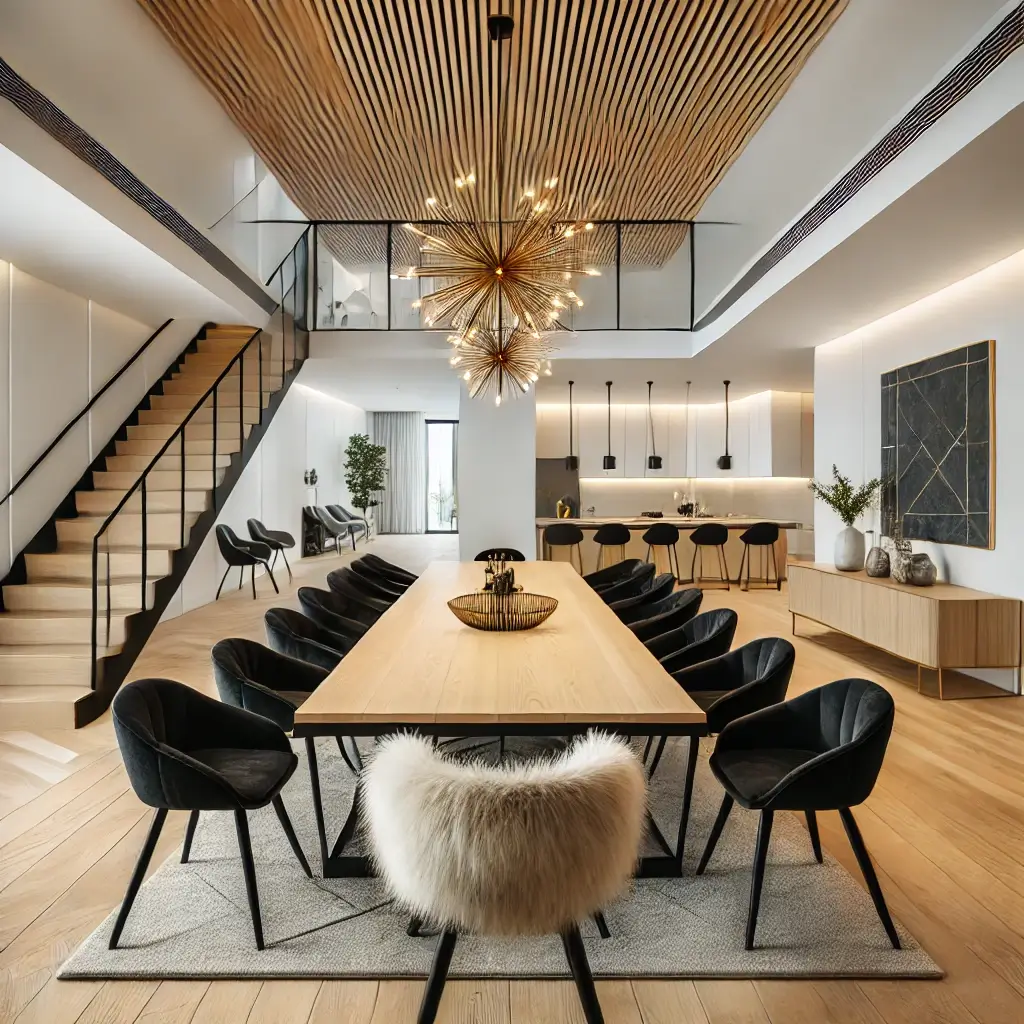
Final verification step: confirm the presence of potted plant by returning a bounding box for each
[809,465,881,571]
[343,433,387,528]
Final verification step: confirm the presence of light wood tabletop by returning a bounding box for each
[293,560,706,732]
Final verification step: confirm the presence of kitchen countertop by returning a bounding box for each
[536,516,804,529]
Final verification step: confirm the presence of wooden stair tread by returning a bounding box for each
[0,685,92,701]
[0,644,119,659]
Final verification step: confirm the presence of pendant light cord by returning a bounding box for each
[647,381,657,457]
[568,380,574,456]
[606,381,613,456]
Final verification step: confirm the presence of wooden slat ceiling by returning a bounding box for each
[140,0,848,263]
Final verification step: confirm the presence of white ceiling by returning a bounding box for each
[0,143,242,324]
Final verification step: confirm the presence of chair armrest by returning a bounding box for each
[714,698,813,754]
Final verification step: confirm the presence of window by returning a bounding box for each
[425,420,458,533]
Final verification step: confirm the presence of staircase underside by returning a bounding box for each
[0,324,304,729]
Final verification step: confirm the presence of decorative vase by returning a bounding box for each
[865,545,890,578]
[888,523,913,584]
[834,526,865,571]
[907,553,937,586]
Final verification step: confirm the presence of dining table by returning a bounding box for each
[292,559,707,879]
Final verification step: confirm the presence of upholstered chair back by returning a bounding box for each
[362,732,647,936]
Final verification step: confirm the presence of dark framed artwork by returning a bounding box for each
[880,340,994,549]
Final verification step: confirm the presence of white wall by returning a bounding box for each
[813,247,1024,684]
[0,259,203,576]
[160,380,367,618]
[458,388,537,562]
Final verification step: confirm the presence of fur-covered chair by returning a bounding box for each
[362,732,647,1024]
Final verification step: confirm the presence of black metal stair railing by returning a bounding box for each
[88,227,312,697]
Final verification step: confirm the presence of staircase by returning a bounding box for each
[0,323,302,729]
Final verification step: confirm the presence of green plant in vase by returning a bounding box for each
[808,465,881,571]
[343,433,387,527]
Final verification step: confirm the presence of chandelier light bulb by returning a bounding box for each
[584,222,595,231]
[425,196,437,206]
[463,370,471,380]
[495,393,502,406]
[585,268,601,276]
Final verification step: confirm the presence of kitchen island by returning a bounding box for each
[535,516,802,583]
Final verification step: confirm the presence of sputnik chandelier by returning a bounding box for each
[401,11,598,405]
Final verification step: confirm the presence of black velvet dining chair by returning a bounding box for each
[583,558,643,592]
[608,573,676,617]
[627,588,703,640]
[645,608,738,673]
[696,678,900,952]
[341,562,405,603]
[298,586,376,634]
[646,637,796,780]
[474,547,527,562]
[246,518,296,579]
[214,525,279,600]
[212,637,363,780]
[264,607,352,672]
[358,553,418,586]
[326,569,394,621]
[596,562,656,605]
[109,678,311,951]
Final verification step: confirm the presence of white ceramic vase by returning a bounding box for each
[834,526,865,571]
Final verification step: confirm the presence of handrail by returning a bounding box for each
[0,318,175,509]
[89,227,311,688]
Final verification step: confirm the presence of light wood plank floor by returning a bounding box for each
[2,536,1023,1023]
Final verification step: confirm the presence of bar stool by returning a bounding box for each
[688,523,730,589]
[543,523,585,572]
[736,522,782,590]
[593,523,630,573]
[642,523,681,580]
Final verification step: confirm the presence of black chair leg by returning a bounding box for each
[735,544,746,586]
[250,565,257,600]
[281,548,293,579]
[719,546,730,590]
[272,795,312,878]
[417,930,458,1024]
[696,793,734,875]
[270,549,278,573]
[305,737,330,871]
[647,735,668,778]
[745,809,774,950]
[690,546,698,585]
[675,735,700,871]
[561,925,604,1024]
[839,807,901,949]
[181,809,200,863]
[642,735,654,762]
[267,562,280,594]
[109,807,167,949]
[238,566,244,590]
[593,911,611,939]
[234,809,265,950]
[805,810,823,864]
[407,916,423,937]
[335,735,360,775]
[772,543,781,590]
[215,566,230,601]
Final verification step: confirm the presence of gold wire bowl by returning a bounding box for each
[447,591,558,632]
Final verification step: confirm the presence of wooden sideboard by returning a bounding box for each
[788,563,1021,699]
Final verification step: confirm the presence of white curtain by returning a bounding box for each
[371,412,426,534]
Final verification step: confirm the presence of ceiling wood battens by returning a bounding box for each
[139,0,848,264]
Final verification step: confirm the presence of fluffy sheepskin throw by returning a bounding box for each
[361,732,647,936]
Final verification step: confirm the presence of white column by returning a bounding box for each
[457,386,536,561]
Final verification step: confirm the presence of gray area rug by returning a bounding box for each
[59,737,940,980]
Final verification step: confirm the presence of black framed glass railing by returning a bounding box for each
[310,219,697,332]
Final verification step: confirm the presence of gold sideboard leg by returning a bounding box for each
[917,665,922,694]
[938,667,945,700]
[791,612,796,636]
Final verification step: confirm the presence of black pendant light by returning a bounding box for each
[603,381,617,471]
[646,380,663,470]
[717,379,733,470]
[565,380,579,471]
